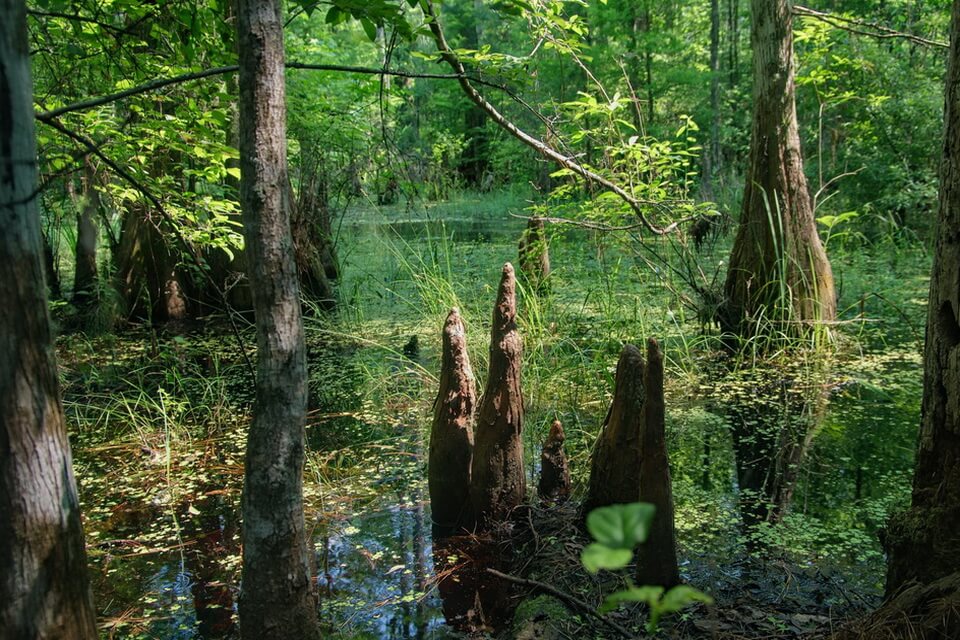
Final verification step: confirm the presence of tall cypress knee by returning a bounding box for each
[636,338,680,587]
[585,344,645,514]
[471,263,525,525]
[429,308,477,535]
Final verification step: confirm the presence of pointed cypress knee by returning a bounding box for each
[539,419,571,503]
[636,338,680,587]
[471,263,526,525]
[584,344,645,514]
[518,217,550,294]
[428,308,477,535]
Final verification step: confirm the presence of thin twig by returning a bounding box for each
[793,5,947,49]
[485,568,635,638]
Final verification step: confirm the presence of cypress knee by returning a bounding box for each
[584,344,645,513]
[428,308,477,535]
[471,263,526,525]
[518,217,550,294]
[636,338,680,587]
[539,419,571,503]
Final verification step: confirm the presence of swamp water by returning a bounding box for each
[64,199,927,638]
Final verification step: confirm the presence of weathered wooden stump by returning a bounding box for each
[428,308,477,535]
[518,217,550,294]
[538,419,571,504]
[584,344,645,513]
[471,263,526,525]
[636,338,680,587]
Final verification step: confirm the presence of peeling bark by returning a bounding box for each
[429,308,477,535]
[471,263,526,525]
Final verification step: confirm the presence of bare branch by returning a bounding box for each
[793,5,947,49]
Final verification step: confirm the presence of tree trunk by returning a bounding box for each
[720,0,835,338]
[236,0,319,636]
[73,156,100,310]
[0,1,98,636]
[636,339,680,588]
[288,178,335,310]
[884,0,960,599]
[471,263,526,525]
[429,308,477,535]
[538,419,571,504]
[518,217,550,295]
[584,344,644,513]
[706,0,721,194]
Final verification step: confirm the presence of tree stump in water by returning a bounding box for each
[518,217,550,294]
[538,419,571,503]
[428,308,477,536]
[584,341,680,586]
[584,344,645,513]
[636,338,680,587]
[471,263,526,526]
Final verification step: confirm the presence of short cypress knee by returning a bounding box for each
[584,344,645,513]
[471,263,526,525]
[518,217,550,294]
[636,338,680,587]
[428,308,477,535]
[539,419,571,503]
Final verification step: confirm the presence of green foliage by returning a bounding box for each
[580,503,713,632]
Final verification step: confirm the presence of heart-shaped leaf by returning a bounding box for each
[581,543,633,574]
[586,502,656,549]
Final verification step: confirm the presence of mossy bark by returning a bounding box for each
[429,308,477,535]
[471,263,526,525]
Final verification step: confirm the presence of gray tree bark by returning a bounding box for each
[721,0,835,337]
[0,0,97,636]
[236,0,319,637]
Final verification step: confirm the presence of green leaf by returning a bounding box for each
[659,585,714,614]
[599,586,664,613]
[586,502,656,549]
[581,543,633,574]
[360,17,378,41]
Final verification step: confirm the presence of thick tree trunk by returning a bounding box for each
[73,156,100,310]
[584,344,644,513]
[471,263,526,525]
[0,1,97,636]
[288,179,335,310]
[236,0,319,637]
[884,0,960,599]
[721,0,835,338]
[538,419,571,504]
[429,308,477,535]
[636,339,680,588]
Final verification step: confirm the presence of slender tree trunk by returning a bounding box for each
[708,0,721,187]
[720,0,835,337]
[74,156,100,310]
[236,0,319,636]
[0,0,97,636]
[885,0,960,598]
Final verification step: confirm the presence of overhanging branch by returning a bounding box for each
[793,5,947,49]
